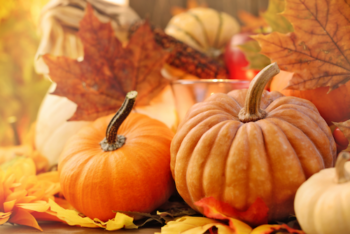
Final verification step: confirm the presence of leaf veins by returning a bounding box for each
[254,0,350,91]
[43,4,169,121]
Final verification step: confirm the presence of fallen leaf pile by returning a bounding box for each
[0,157,60,231]
[46,199,138,230]
[157,196,304,234]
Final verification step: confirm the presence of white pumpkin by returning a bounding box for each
[295,151,350,234]
[165,7,240,58]
[35,83,177,167]
[35,84,90,167]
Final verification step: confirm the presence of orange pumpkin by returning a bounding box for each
[270,70,350,125]
[171,63,336,222]
[58,91,175,221]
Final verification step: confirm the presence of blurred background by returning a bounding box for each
[0,0,268,146]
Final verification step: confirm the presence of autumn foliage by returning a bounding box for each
[254,0,350,92]
[43,5,169,121]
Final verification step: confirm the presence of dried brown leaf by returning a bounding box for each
[43,4,169,121]
[254,0,350,91]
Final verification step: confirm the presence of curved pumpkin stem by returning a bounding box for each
[100,91,138,151]
[336,151,350,184]
[238,62,280,123]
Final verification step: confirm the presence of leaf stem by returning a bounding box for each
[238,63,280,123]
[336,151,350,184]
[100,91,138,151]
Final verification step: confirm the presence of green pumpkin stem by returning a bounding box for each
[238,62,280,123]
[336,151,350,184]
[100,91,138,151]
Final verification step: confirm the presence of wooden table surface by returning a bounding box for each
[0,222,161,234]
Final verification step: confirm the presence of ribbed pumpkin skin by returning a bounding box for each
[59,113,175,221]
[171,90,336,221]
[165,8,240,56]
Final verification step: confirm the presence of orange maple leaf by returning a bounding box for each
[43,4,169,121]
[254,0,350,92]
[195,197,269,227]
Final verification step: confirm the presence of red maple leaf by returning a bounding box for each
[195,196,269,227]
[43,4,169,121]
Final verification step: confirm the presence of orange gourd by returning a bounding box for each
[171,63,336,222]
[270,70,350,125]
[58,91,175,221]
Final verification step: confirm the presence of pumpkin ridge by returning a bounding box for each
[256,119,305,220]
[222,121,243,202]
[67,151,100,217]
[253,121,275,213]
[264,117,325,177]
[267,103,336,154]
[267,108,335,167]
[245,122,273,210]
[265,96,319,114]
[179,12,208,49]
[188,11,210,49]
[187,103,241,121]
[242,124,251,208]
[206,120,240,203]
[213,11,223,49]
[205,100,242,115]
[173,115,235,206]
[178,111,234,140]
[187,121,228,207]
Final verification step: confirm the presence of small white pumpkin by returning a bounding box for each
[165,7,240,58]
[35,84,90,167]
[295,151,350,234]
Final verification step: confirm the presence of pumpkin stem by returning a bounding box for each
[238,63,280,123]
[335,151,350,184]
[100,91,138,151]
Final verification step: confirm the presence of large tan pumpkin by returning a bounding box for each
[170,63,336,222]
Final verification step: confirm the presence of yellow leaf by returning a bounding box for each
[0,212,11,225]
[251,224,280,234]
[104,213,138,230]
[49,199,98,228]
[251,224,305,234]
[230,219,253,234]
[156,216,235,234]
[17,200,49,212]
[48,199,138,230]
